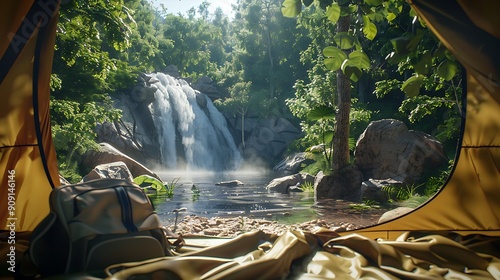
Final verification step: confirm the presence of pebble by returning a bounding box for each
[165,215,368,237]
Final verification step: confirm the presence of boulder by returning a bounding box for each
[95,121,151,163]
[273,152,311,175]
[215,180,244,187]
[314,165,363,201]
[378,207,414,223]
[240,117,301,167]
[82,161,134,182]
[192,76,222,100]
[163,64,180,78]
[80,143,161,181]
[354,119,448,184]
[266,173,314,194]
[130,72,159,104]
[360,178,403,203]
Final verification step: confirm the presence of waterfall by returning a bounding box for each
[149,73,242,171]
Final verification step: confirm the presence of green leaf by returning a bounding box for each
[362,15,377,40]
[386,12,397,22]
[407,31,424,52]
[385,51,406,65]
[401,75,425,97]
[409,7,418,17]
[334,32,355,49]
[323,46,346,58]
[326,3,340,23]
[343,64,363,82]
[347,50,371,70]
[323,46,348,71]
[307,106,336,121]
[413,52,432,75]
[367,11,385,22]
[324,57,344,71]
[437,60,458,81]
[281,0,301,17]
[340,5,357,16]
[390,37,411,54]
[324,131,335,144]
[364,0,383,6]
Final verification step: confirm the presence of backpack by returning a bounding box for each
[23,178,171,277]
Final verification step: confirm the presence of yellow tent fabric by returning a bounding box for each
[1,0,500,278]
[0,0,60,231]
[348,0,500,239]
[102,1,500,278]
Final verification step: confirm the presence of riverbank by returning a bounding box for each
[163,214,381,237]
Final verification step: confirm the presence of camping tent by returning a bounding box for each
[350,0,500,239]
[0,1,60,232]
[1,0,499,278]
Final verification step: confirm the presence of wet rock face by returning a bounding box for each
[80,143,161,181]
[229,116,301,168]
[354,119,448,184]
[266,173,315,194]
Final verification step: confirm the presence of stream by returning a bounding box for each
[154,170,387,227]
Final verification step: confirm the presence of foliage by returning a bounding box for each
[423,161,452,196]
[48,0,461,188]
[282,0,461,182]
[158,177,182,198]
[300,181,315,192]
[301,151,331,175]
[51,0,139,176]
[382,184,421,202]
[51,98,121,164]
[349,200,380,211]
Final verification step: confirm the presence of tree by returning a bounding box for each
[51,0,137,180]
[282,0,461,198]
[282,0,382,176]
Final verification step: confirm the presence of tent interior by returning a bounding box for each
[1,0,499,279]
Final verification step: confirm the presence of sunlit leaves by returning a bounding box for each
[437,60,458,81]
[334,32,356,49]
[282,0,301,17]
[401,74,425,97]
[362,15,377,40]
[345,51,371,70]
[324,46,371,82]
[341,51,371,81]
[323,46,347,71]
[307,105,336,121]
[326,3,341,23]
[364,0,383,6]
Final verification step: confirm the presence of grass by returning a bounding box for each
[153,177,181,198]
[300,181,315,193]
[349,200,381,211]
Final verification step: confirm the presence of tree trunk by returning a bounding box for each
[263,0,275,99]
[332,15,351,172]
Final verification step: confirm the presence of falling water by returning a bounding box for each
[149,72,242,171]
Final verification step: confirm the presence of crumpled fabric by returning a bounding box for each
[105,230,500,280]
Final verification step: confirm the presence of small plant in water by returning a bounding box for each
[349,199,381,211]
[160,177,181,198]
[300,181,315,193]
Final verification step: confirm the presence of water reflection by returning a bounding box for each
[154,170,387,227]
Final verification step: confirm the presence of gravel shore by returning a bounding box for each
[164,215,379,238]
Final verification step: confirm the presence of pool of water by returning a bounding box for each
[153,170,386,227]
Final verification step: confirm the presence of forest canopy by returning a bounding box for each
[51,0,461,183]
